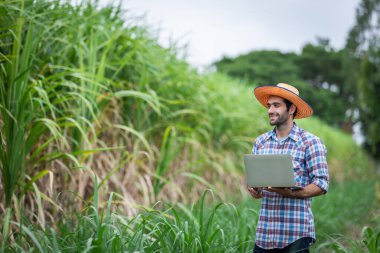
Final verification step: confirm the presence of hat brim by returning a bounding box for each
[254,85,313,119]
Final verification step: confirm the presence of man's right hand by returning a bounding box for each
[247,187,262,199]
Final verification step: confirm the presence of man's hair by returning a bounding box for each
[283,98,297,118]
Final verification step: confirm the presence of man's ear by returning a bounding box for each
[290,104,296,116]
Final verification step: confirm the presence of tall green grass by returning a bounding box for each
[2,179,378,252]
[3,183,260,252]
[312,180,379,252]
[0,0,85,246]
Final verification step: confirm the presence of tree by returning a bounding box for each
[345,0,380,159]
[296,39,350,128]
[297,39,345,90]
[214,51,300,85]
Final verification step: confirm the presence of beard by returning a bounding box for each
[269,113,289,126]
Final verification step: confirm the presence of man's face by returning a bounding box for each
[267,96,292,126]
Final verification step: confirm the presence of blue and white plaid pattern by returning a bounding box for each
[252,123,329,249]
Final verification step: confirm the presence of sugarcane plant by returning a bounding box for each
[0,0,82,247]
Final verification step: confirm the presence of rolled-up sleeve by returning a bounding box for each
[306,138,329,192]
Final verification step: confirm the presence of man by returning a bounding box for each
[248,83,329,253]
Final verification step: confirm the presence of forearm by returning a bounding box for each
[292,183,326,199]
[267,183,326,199]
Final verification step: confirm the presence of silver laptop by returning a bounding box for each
[244,154,302,189]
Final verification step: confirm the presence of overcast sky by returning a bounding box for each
[102,0,361,67]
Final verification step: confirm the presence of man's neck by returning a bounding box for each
[275,121,294,139]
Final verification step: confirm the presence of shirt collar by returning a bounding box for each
[266,122,301,142]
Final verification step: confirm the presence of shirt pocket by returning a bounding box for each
[292,156,309,187]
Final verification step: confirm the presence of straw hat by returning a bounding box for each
[254,83,313,119]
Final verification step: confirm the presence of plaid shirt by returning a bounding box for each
[252,123,329,249]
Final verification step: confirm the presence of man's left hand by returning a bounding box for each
[265,184,326,199]
[265,187,297,198]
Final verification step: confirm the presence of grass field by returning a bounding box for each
[3,179,379,252]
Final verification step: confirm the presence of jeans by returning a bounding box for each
[253,237,313,253]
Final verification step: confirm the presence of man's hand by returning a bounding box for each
[247,187,262,199]
[265,184,326,199]
[265,187,295,198]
